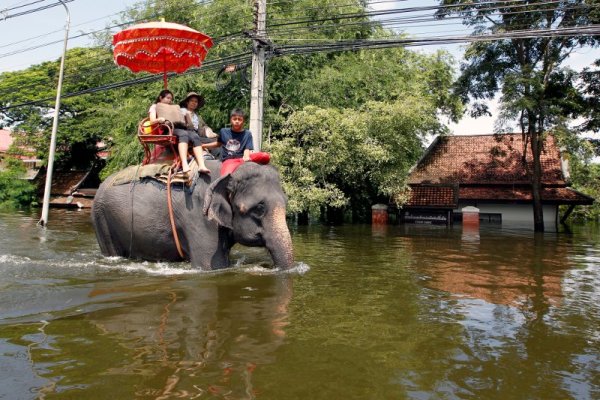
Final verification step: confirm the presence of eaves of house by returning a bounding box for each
[405,133,594,209]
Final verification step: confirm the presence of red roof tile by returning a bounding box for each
[36,170,90,196]
[459,186,593,205]
[408,134,565,185]
[405,185,458,208]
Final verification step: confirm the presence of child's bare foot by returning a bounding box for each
[198,167,210,174]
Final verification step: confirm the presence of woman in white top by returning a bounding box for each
[148,89,173,124]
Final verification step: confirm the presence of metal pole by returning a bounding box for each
[249,0,266,151]
[39,0,70,227]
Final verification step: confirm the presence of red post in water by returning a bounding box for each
[372,204,388,225]
[462,206,480,227]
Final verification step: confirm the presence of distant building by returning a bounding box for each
[0,129,41,178]
[402,133,594,227]
[1,129,104,208]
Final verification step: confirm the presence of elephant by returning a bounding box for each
[91,160,294,270]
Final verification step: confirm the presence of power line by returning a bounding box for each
[2,0,48,13]
[0,0,75,21]
[268,0,574,27]
[0,50,254,111]
[0,1,250,64]
[4,20,598,112]
[273,24,600,56]
[2,1,598,110]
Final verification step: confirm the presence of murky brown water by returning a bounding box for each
[0,209,598,399]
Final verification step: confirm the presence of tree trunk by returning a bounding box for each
[323,206,345,225]
[530,129,545,232]
[297,210,309,225]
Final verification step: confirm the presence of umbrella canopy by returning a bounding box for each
[113,20,213,87]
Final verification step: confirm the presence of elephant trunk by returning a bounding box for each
[264,206,294,269]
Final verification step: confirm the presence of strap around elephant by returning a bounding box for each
[166,163,186,260]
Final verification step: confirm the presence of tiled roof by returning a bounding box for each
[408,134,565,185]
[459,185,594,205]
[405,185,458,208]
[36,170,90,196]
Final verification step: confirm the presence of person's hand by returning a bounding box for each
[157,117,165,123]
[243,154,251,162]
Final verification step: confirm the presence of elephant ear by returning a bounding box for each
[203,174,233,229]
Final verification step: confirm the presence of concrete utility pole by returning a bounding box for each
[249,0,267,151]
[39,0,70,227]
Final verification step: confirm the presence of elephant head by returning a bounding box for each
[203,162,294,269]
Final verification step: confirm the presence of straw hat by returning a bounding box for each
[180,92,205,108]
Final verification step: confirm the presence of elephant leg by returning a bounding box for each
[92,204,129,257]
[183,224,233,270]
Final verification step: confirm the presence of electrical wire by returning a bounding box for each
[0,50,253,111]
[1,0,597,110]
[0,0,75,21]
[2,0,48,13]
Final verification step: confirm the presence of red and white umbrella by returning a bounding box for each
[113,20,213,88]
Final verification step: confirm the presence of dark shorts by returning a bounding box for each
[174,128,201,147]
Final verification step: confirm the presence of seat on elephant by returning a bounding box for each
[137,117,178,166]
[110,159,201,187]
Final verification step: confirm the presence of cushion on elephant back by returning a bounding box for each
[156,103,185,128]
[220,152,271,176]
[110,161,200,186]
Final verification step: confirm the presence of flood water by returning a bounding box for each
[0,209,598,399]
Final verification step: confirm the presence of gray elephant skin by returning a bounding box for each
[92,160,294,270]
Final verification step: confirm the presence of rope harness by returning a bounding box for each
[166,160,186,260]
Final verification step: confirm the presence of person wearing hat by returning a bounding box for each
[174,92,211,175]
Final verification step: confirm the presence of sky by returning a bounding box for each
[1,0,599,136]
[0,0,137,72]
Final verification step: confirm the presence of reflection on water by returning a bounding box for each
[0,209,599,399]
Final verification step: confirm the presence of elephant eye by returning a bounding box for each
[252,202,266,218]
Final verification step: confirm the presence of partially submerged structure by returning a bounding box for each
[402,133,594,227]
[1,128,106,209]
[34,169,100,209]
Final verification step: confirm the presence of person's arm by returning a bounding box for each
[202,128,223,150]
[202,140,221,150]
[182,108,193,129]
[243,130,254,161]
[148,104,164,123]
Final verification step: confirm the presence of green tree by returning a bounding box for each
[269,98,448,222]
[267,46,459,222]
[436,0,600,231]
[2,0,461,219]
[554,126,600,221]
[0,47,127,169]
[0,158,37,209]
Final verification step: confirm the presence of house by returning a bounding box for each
[33,165,104,209]
[1,129,106,208]
[0,129,41,176]
[402,133,594,227]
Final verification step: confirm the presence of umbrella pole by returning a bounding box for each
[163,54,168,88]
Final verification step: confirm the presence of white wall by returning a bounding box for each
[456,203,558,227]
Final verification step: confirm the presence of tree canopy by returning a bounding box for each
[436,0,600,230]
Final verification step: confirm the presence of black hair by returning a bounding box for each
[230,108,246,118]
[155,89,174,103]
